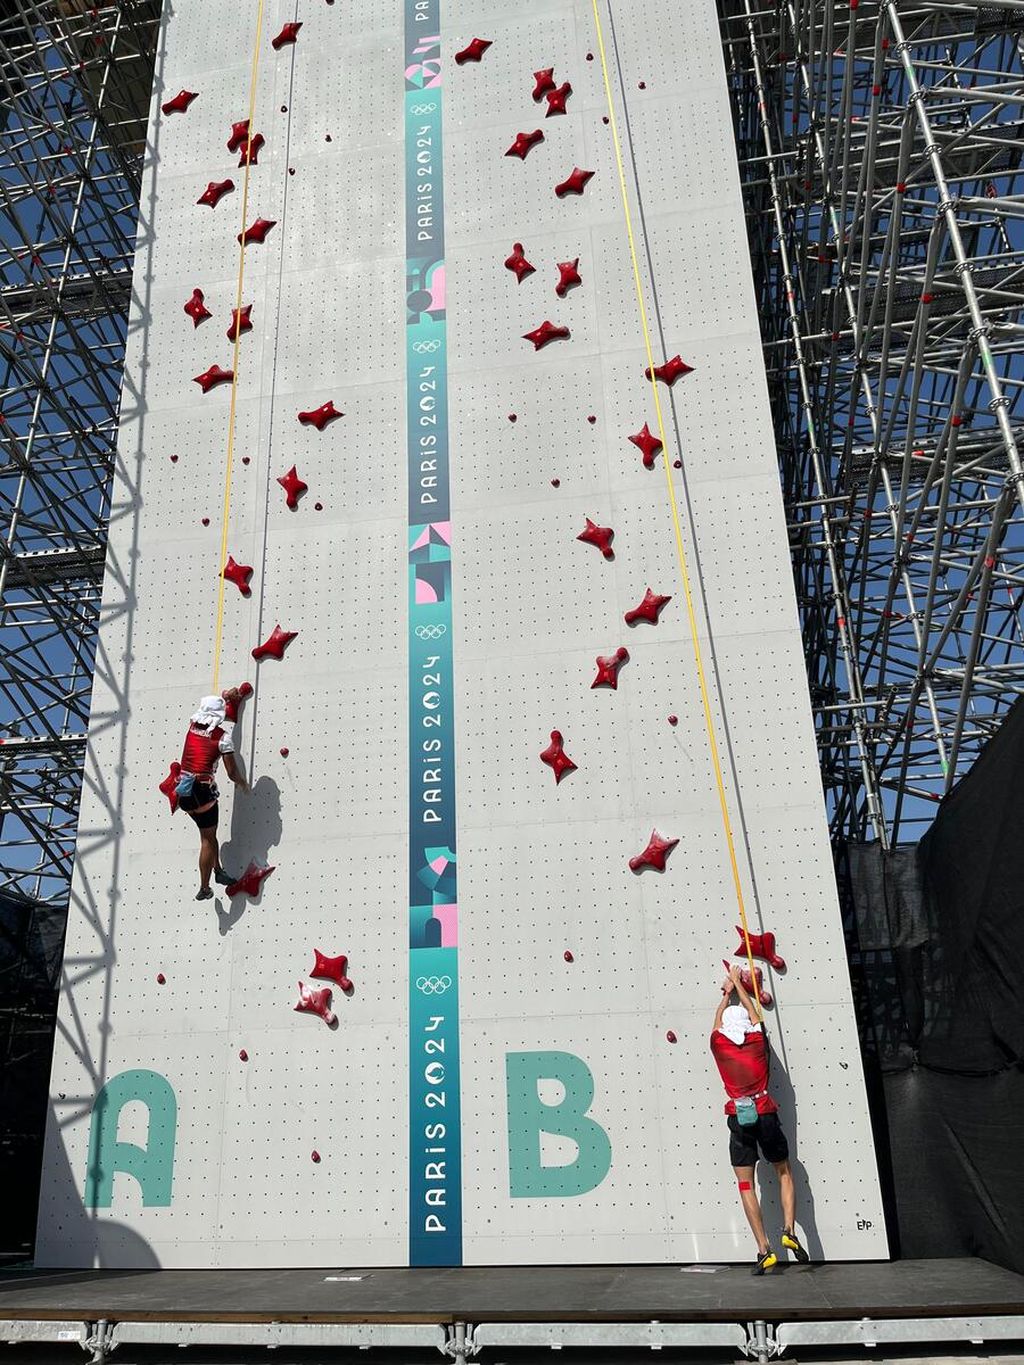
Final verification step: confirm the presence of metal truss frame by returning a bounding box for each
[719,0,1024,845]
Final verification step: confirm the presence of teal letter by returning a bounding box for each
[506,1051,612,1197]
[84,1068,176,1208]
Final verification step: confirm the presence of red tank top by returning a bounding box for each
[710,1029,777,1116]
[180,725,226,779]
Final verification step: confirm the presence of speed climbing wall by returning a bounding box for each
[35,0,888,1268]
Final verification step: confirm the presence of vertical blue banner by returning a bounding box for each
[404,0,462,1266]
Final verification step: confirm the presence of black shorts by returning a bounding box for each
[179,779,219,828]
[728,1111,789,1168]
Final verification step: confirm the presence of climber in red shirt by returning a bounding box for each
[176,687,248,900]
[711,964,809,1275]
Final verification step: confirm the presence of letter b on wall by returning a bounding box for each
[506,1051,611,1197]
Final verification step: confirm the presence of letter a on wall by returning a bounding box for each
[84,1069,177,1208]
[506,1051,611,1197]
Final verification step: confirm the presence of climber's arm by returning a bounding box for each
[222,751,248,791]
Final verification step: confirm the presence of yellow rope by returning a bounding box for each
[591,0,762,1013]
[211,0,267,692]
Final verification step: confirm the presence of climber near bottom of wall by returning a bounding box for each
[175,686,249,900]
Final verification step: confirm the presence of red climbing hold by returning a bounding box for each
[227,118,250,153]
[222,555,253,596]
[555,166,594,197]
[298,400,343,430]
[280,747,289,757]
[157,973,166,985]
[193,364,234,393]
[540,730,577,784]
[545,81,573,115]
[197,178,234,208]
[723,959,773,1009]
[310,949,352,992]
[625,588,672,625]
[564,950,574,963]
[159,761,182,812]
[237,132,265,166]
[237,681,253,701]
[629,830,679,873]
[454,36,491,63]
[505,242,535,282]
[311,1150,321,1163]
[226,861,275,899]
[183,288,211,327]
[734,926,786,972]
[555,258,581,296]
[550,478,560,487]
[295,981,336,1026]
[577,516,615,559]
[162,89,197,116]
[629,422,662,469]
[252,624,297,662]
[277,465,308,509]
[271,20,302,49]
[666,1030,677,1043]
[523,320,569,350]
[592,647,629,689]
[226,304,253,341]
[645,354,694,385]
[667,714,678,726]
[239,1049,249,1061]
[237,217,276,245]
[506,129,544,160]
[532,68,556,101]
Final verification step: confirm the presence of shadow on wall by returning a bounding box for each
[757,1041,824,1264]
[217,774,282,935]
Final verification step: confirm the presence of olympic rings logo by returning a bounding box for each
[412,340,443,353]
[416,975,452,995]
[415,624,447,639]
[410,102,437,115]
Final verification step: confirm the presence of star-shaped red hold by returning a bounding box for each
[294,981,336,1026]
[271,20,302,49]
[184,288,211,327]
[226,861,275,899]
[505,242,535,282]
[545,81,573,116]
[645,354,694,385]
[237,132,265,167]
[310,949,352,992]
[226,304,253,341]
[555,166,594,197]
[577,516,615,559]
[237,217,276,246]
[555,258,581,297]
[159,761,182,812]
[193,364,234,393]
[506,129,544,160]
[625,588,672,625]
[540,730,577,784]
[252,624,298,662]
[629,422,662,469]
[523,320,569,350]
[532,68,556,101]
[277,465,308,509]
[734,926,787,971]
[222,555,253,595]
[629,829,679,873]
[197,178,234,208]
[162,89,197,116]
[592,647,629,689]
[455,36,491,63]
[298,400,343,430]
[227,118,250,153]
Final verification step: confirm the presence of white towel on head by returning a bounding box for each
[718,1005,760,1047]
[190,695,226,730]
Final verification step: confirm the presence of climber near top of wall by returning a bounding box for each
[176,688,248,900]
[710,963,810,1275]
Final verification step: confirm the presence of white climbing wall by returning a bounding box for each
[35,0,888,1269]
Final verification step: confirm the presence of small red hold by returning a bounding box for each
[193,364,234,393]
[577,516,614,559]
[629,422,662,469]
[281,104,287,113]
[586,52,594,61]
[277,465,308,509]
[222,555,253,595]
[555,166,594,197]
[540,730,577,784]
[550,478,560,487]
[183,288,211,327]
[288,167,296,175]
[237,217,276,245]
[532,68,556,101]
[159,761,182,812]
[645,354,694,385]
[252,624,297,662]
[295,981,336,1026]
[226,861,275,899]
[505,242,535,282]
[673,459,682,469]
[602,115,609,124]
[592,646,629,689]
[555,258,581,296]
[271,20,302,49]
[242,456,251,466]
[455,36,491,63]
[314,502,323,511]
[238,1049,249,1062]
[226,304,253,341]
[201,517,210,526]
[162,89,198,116]
[298,400,343,430]
[311,1150,321,1163]
[170,455,178,463]
[310,949,352,992]
[587,414,597,424]
[564,950,574,963]
[545,81,573,116]
[523,320,569,350]
[280,746,290,758]
[237,132,265,167]
[629,829,679,873]
[156,973,166,985]
[196,178,234,208]
[325,133,332,142]
[625,588,671,625]
[734,926,786,971]
[666,1030,677,1044]
[508,413,517,423]
[667,714,678,726]
[506,129,544,160]
[227,118,250,153]
[638,80,647,89]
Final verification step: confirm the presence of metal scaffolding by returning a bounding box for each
[719,0,1024,845]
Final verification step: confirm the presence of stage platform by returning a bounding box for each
[1,1258,1023,1362]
